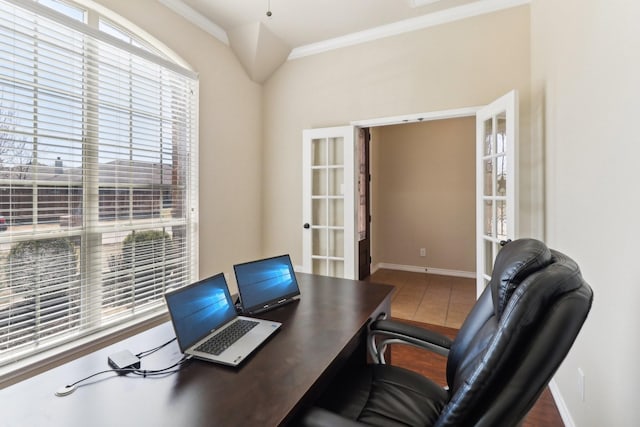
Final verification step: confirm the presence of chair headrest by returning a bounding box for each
[490,238,553,317]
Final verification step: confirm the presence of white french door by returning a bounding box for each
[302,126,357,279]
[476,90,519,297]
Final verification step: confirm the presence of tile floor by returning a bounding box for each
[367,269,476,329]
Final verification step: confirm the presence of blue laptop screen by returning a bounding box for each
[234,254,300,313]
[164,273,236,352]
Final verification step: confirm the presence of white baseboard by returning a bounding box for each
[373,263,476,279]
[548,379,575,427]
[296,263,474,280]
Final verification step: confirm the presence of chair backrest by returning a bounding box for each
[437,238,593,427]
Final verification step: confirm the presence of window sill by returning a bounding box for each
[0,312,170,389]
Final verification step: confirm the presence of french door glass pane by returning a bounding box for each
[313,258,326,275]
[484,159,493,196]
[328,260,344,277]
[328,168,344,196]
[497,200,507,240]
[484,118,494,155]
[328,199,344,227]
[312,229,345,258]
[312,169,327,196]
[497,155,507,196]
[312,138,327,166]
[330,229,344,258]
[312,199,327,226]
[328,137,344,165]
[496,115,507,153]
[484,239,494,276]
[484,200,493,236]
[312,229,326,256]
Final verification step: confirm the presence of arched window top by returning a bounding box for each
[35,0,194,71]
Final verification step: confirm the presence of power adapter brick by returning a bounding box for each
[108,349,140,374]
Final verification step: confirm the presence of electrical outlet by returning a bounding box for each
[578,368,585,401]
[420,248,426,257]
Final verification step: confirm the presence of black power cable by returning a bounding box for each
[135,337,177,359]
[54,338,189,397]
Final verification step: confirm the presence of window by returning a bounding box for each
[0,0,198,374]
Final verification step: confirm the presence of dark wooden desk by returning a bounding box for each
[1,273,393,427]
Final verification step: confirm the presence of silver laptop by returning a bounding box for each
[164,273,281,367]
[234,254,301,315]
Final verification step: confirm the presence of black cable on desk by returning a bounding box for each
[54,340,189,397]
[130,355,191,378]
[135,337,177,359]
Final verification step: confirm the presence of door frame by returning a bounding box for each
[351,106,482,275]
[351,107,481,128]
[357,128,371,279]
[311,103,518,287]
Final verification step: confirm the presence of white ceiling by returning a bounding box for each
[159,0,527,82]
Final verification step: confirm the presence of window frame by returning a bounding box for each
[0,0,199,385]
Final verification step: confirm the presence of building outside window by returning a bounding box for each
[0,0,199,379]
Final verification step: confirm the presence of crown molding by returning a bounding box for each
[289,0,530,60]
[158,0,530,61]
[408,0,443,7]
[158,0,229,45]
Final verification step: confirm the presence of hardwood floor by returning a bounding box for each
[368,269,564,426]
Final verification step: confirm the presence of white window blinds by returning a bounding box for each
[0,0,198,369]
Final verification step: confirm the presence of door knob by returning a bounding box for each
[303,223,310,229]
[499,239,512,247]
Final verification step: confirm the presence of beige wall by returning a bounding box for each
[531,0,640,425]
[65,2,639,424]
[262,6,534,268]
[96,0,263,291]
[371,118,476,272]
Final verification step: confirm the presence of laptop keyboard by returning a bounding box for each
[195,319,259,356]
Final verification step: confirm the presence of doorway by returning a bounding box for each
[353,108,479,281]
[302,96,519,285]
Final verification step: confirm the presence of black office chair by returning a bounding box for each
[302,238,593,427]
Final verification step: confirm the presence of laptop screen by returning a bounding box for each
[164,273,237,352]
[234,254,300,314]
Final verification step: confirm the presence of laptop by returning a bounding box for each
[164,273,281,367]
[233,254,301,315]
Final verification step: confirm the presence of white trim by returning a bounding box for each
[409,0,443,8]
[0,313,167,387]
[375,263,476,279]
[302,126,357,279]
[158,0,229,45]
[549,379,576,427]
[351,106,481,128]
[161,0,529,61]
[356,105,482,283]
[288,0,531,59]
[7,0,196,78]
[475,90,518,298]
[72,0,194,71]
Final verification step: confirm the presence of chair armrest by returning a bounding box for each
[368,319,453,363]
